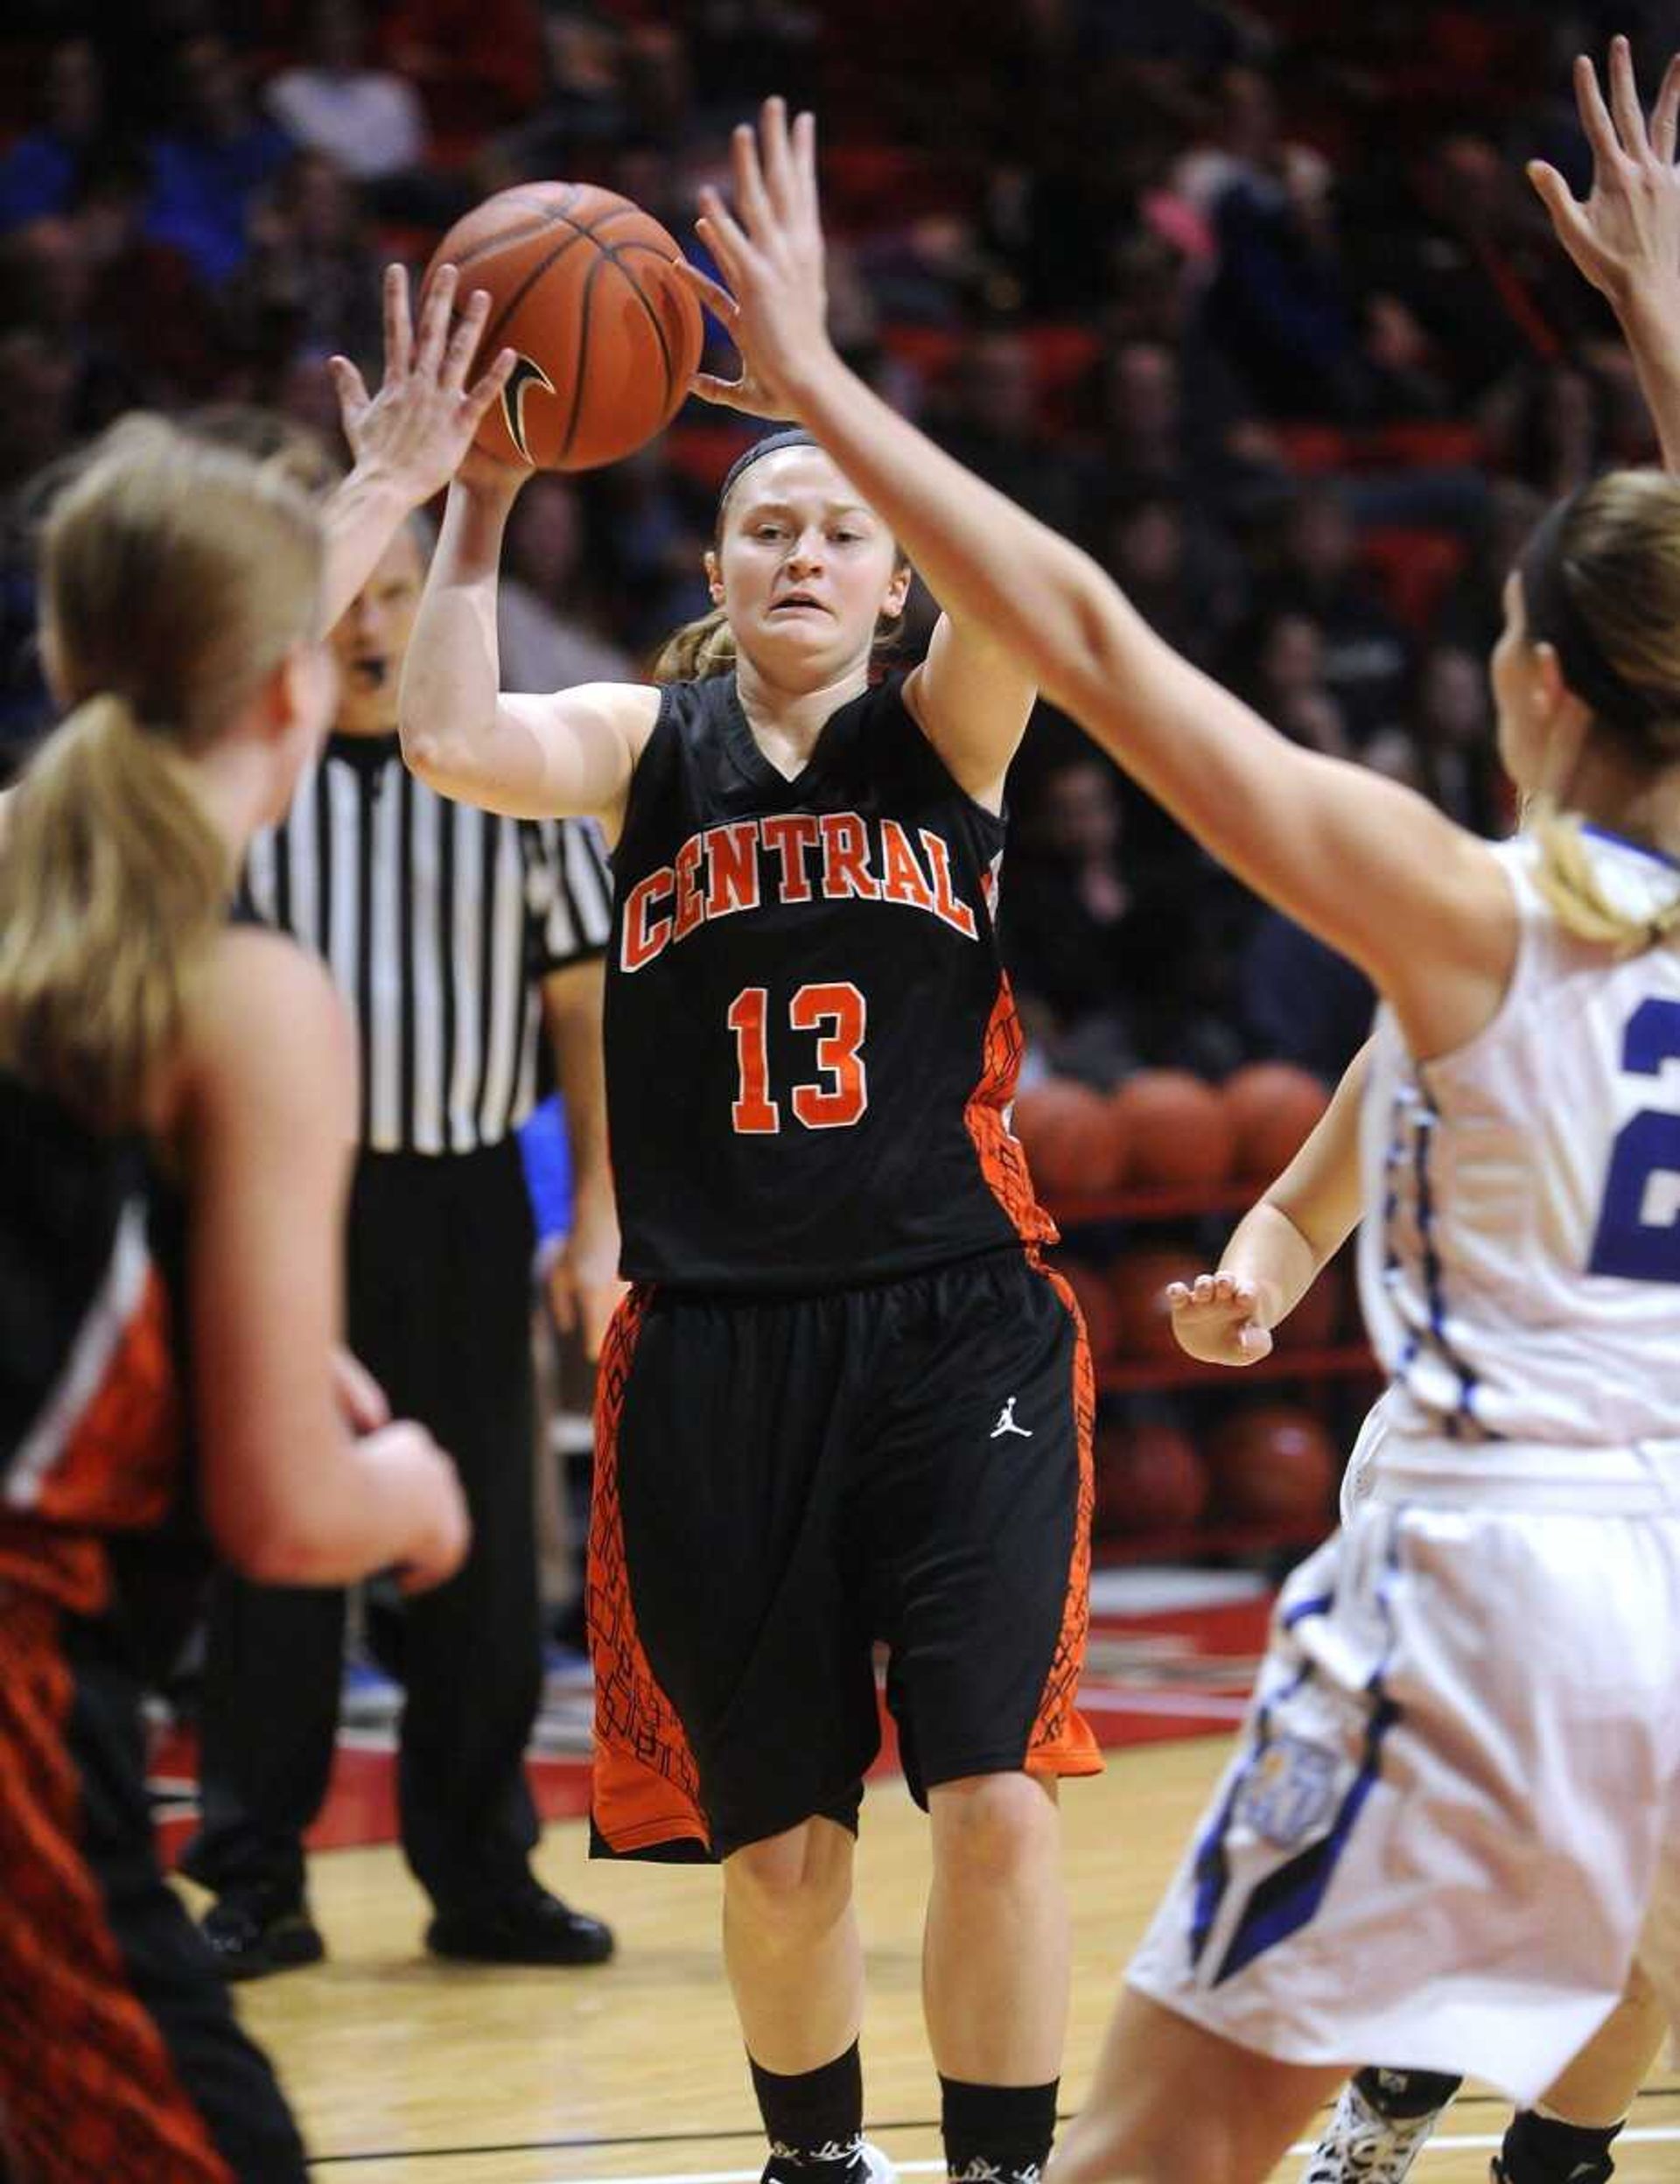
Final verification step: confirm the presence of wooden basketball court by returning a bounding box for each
[201,1734,1680,2183]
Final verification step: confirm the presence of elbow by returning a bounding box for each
[396,713,452,789]
[204,1470,358,1587]
[210,1502,341,1586]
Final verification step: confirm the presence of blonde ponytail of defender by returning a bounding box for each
[1528,794,1680,955]
[0,415,321,1131]
[0,694,229,1129]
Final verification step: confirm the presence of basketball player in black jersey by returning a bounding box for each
[398,375,1102,2184]
[0,269,508,2181]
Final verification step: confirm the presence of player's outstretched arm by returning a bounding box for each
[1529,38,1680,473]
[399,453,658,827]
[694,103,1514,1059]
[318,263,516,634]
[1171,1044,1368,1367]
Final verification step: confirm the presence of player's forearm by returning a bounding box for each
[1615,283,1680,473]
[399,481,510,784]
[783,350,1145,724]
[1217,1200,1323,1333]
[317,465,417,639]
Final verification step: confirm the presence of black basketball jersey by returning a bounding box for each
[0,1072,191,1620]
[606,671,1054,1292]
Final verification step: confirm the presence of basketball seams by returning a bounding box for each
[557,245,609,464]
[603,242,690,416]
[479,204,644,361]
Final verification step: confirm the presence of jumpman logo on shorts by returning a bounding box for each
[990,1396,1032,1438]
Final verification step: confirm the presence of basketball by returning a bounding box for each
[1222,1061,1331,1183]
[1012,1078,1123,1198]
[1116,1069,1235,1189]
[1095,1419,1208,1535]
[1051,1256,1120,1364]
[423,182,704,472]
[1109,1243,1206,1358]
[1205,1403,1338,1526]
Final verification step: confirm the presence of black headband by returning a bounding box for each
[718,429,821,508]
[1517,492,1661,732]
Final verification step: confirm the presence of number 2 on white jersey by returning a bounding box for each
[1588,998,1680,1283]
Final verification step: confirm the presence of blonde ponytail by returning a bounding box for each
[651,604,738,683]
[0,695,230,1129]
[1528,795,1680,954]
[0,413,322,1131]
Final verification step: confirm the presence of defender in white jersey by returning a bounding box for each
[694,47,1680,2183]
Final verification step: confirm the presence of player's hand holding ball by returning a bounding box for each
[1166,1270,1276,1367]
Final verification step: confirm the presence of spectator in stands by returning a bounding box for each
[225,150,384,367]
[1231,609,1349,760]
[0,36,111,232]
[1255,485,1413,740]
[1406,642,1507,837]
[1238,907,1374,1086]
[264,0,427,185]
[144,31,294,286]
[932,326,1088,537]
[498,477,634,692]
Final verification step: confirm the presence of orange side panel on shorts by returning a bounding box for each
[587,1288,713,1857]
[0,1592,231,2183]
[963,976,1060,1250]
[1024,1256,1103,1782]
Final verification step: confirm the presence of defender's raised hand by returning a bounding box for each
[686,99,836,421]
[318,262,519,634]
[332,262,517,503]
[1528,38,1680,310]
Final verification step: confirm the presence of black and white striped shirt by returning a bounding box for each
[243,733,614,1155]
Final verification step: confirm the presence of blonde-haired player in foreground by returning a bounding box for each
[686,38,1680,2184]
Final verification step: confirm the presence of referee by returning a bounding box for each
[179,519,620,1974]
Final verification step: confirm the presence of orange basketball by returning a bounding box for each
[1222,1062,1331,1183]
[1205,1403,1338,1526]
[1109,1243,1206,1359]
[1012,1078,1123,1198]
[424,182,704,472]
[1115,1069,1234,1189]
[1051,1257,1120,1364]
[1095,1419,1208,1535]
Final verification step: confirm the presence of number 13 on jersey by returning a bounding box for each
[729,984,869,1134]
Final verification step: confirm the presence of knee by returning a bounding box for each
[931,1772,1058,1891]
[724,1824,852,1945]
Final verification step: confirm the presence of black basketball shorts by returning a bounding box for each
[587,1246,1099,1861]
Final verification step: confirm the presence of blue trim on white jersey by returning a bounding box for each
[1208,1518,1405,1987]
[1581,822,1680,874]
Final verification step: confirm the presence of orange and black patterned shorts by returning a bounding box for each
[0,1587,304,2181]
[588,1250,1101,1863]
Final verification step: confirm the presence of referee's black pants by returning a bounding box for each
[185,1141,542,1914]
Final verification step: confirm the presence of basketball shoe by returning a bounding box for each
[1301,2073,1449,2182]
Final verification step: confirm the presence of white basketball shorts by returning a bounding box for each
[1128,1473,1680,2104]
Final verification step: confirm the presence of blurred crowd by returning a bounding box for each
[2,0,1671,1089]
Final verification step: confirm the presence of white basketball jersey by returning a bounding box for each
[1358,829,1680,1447]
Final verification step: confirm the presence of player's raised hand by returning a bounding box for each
[1166,1270,1274,1367]
[331,262,517,507]
[686,98,834,420]
[1528,37,1680,310]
